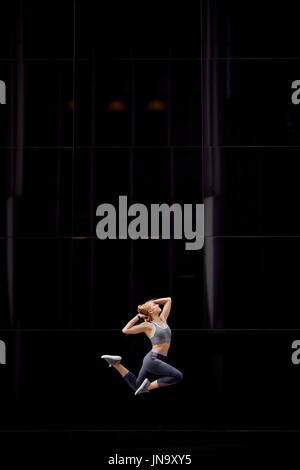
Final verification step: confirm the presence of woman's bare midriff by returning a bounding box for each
[151,342,170,354]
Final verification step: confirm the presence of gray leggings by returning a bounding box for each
[123,349,183,391]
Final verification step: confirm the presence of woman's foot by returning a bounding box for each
[135,378,151,396]
[101,355,122,367]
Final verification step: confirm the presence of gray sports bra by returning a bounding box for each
[149,319,172,345]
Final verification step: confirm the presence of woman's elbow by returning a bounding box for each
[122,328,128,334]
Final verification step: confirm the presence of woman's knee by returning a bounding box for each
[174,370,183,383]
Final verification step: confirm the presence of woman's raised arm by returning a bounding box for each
[122,315,148,335]
[153,297,172,321]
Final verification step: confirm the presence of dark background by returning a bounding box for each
[1,0,300,466]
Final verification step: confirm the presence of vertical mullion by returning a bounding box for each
[168,49,174,298]
[70,0,76,327]
[200,0,205,328]
[71,0,76,236]
[89,52,96,326]
[129,50,135,314]
[56,66,62,327]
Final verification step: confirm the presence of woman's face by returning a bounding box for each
[149,301,161,315]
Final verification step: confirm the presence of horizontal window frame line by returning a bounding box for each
[0,329,299,332]
[2,56,300,62]
[0,146,204,150]
[2,145,300,150]
[0,58,86,62]
[111,57,300,61]
[0,428,299,433]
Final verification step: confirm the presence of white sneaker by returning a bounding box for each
[135,378,151,395]
[101,355,122,367]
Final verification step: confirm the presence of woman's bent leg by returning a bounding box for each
[156,367,183,387]
[148,352,183,387]
[123,353,151,392]
[121,351,183,392]
[122,371,139,391]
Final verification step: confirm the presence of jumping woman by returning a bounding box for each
[101,297,183,395]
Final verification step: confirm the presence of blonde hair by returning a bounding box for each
[137,301,153,322]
